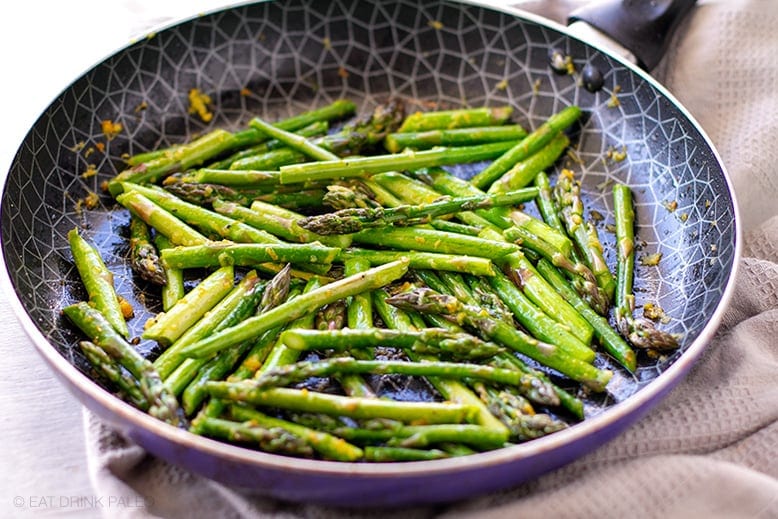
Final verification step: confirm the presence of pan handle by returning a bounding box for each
[568,0,697,71]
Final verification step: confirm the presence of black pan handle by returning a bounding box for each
[568,0,697,70]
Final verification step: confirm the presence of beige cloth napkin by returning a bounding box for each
[84,1,778,517]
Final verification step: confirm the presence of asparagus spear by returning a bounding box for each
[554,168,617,302]
[119,183,282,245]
[204,384,478,424]
[296,188,539,235]
[172,168,284,187]
[116,191,209,246]
[153,235,185,311]
[351,227,518,260]
[472,382,567,441]
[533,171,610,315]
[143,265,235,347]
[159,242,339,270]
[373,174,592,339]
[360,179,406,208]
[501,224,603,307]
[368,172,595,342]
[67,228,130,338]
[386,288,612,391]
[107,99,357,193]
[336,248,496,277]
[535,257,637,372]
[412,167,573,254]
[79,341,149,410]
[253,356,550,394]
[278,141,517,184]
[372,290,510,435]
[384,125,527,153]
[370,171,446,205]
[63,302,180,425]
[125,147,171,167]
[194,416,314,457]
[212,199,350,249]
[250,189,326,211]
[364,446,448,461]
[469,105,582,189]
[322,183,382,210]
[416,268,592,361]
[487,132,570,193]
[227,147,309,171]
[410,272,580,415]
[227,405,363,461]
[329,422,507,451]
[185,269,297,421]
[249,116,340,161]
[397,106,513,132]
[180,340,252,415]
[128,215,166,285]
[486,271,595,361]
[315,301,348,331]
[207,120,329,169]
[162,271,266,396]
[429,219,483,236]
[258,264,295,314]
[612,184,680,351]
[463,274,515,325]
[177,259,410,359]
[152,270,264,378]
[162,181,271,206]
[337,257,377,398]
[279,327,503,360]
[251,277,322,375]
[501,251,595,344]
[109,128,250,195]
[227,99,405,170]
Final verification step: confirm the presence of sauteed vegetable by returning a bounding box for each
[63,99,679,461]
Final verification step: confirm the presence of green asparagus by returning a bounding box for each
[67,228,130,338]
[613,184,680,351]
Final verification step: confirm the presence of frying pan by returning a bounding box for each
[0,0,740,507]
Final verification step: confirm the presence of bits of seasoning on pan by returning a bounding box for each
[188,88,214,123]
[549,48,575,75]
[581,63,604,92]
[643,302,671,324]
[73,191,100,214]
[101,119,123,140]
[428,20,444,30]
[566,147,584,165]
[639,252,663,266]
[605,145,627,163]
[662,200,678,212]
[80,164,98,179]
[607,85,622,108]
[134,101,148,114]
